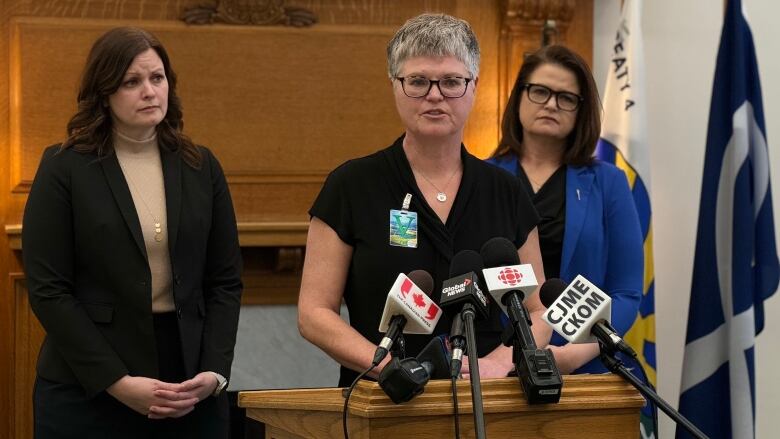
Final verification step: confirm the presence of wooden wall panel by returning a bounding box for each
[11,275,43,439]
[9,18,403,207]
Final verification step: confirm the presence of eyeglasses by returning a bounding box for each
[523,83,583,111]
[395,76,472,98]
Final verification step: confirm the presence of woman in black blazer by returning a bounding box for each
[22,27,242,438]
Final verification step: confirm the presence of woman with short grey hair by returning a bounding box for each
[298,13,549,386]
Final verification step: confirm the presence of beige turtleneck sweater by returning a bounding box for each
[114,130,175,313]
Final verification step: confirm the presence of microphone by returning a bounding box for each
[481,238,539,317]
[440,250,490,319]
[540,276,637,358]
[373,270,441,366]
[480,237,539,349]
[439,250,489,376]
[540,278,710,439]
[480,237,562,404]
[440,249,489,439]
[378,337,450,404]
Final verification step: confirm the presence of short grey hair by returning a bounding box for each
[387,13,480,80]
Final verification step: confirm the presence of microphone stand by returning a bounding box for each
[598,344,709,439]
[460,303,487,439]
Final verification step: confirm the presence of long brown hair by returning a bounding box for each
[492,45,601,166]
[62,27,201,168]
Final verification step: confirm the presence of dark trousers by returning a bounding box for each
[34,312,229,439]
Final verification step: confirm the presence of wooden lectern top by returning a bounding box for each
[239,374,645,438]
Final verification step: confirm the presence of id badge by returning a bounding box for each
[389,209,418,248]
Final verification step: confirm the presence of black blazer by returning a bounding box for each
[23,144,242,398]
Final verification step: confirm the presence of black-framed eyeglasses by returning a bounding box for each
[395,76,472,98]
[523,83,583,111]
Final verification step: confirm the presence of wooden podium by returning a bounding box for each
[239,374,645,438]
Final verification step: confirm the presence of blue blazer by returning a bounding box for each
[487,154,643,373]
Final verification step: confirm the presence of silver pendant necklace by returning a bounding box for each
[413,164,460,203]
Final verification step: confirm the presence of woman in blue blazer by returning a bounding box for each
[487,45,643,374]
[23,28,242,437]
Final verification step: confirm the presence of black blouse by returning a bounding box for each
[310,135,540,386]
[516,165,566,281]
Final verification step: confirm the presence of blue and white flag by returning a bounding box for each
[677,1,779,438]
[595,1,656,436]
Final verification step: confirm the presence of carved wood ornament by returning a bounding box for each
[502,0,576,38]
[183,0,317,27]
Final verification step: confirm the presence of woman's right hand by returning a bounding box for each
[106,375,199,417]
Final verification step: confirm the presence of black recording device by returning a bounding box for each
[378,337,450,404]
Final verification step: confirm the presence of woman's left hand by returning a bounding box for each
[147,372,219,419]
[460,352,513,380]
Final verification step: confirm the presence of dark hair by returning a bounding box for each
[61,27,201,168]
[492,45,600,166]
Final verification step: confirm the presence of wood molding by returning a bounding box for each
[502,0,577,36]
[10,172,328,195]
[225,172,327,185]
[5,221,309,251]
[240,375,645,415]
[5,225,21,251]
[237,222,309,247]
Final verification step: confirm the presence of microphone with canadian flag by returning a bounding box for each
[373,270,442,366]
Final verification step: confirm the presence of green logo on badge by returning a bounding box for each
[393,214,414,238]
[389,209,418,248]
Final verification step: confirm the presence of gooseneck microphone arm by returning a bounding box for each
[598,345,709,439]
[461,303,487,439]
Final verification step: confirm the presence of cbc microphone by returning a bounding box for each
[540,276,637,358]
[480,237,562,404]
[481,237,538,317]
[373,270,441,366]
[480,237,539,350]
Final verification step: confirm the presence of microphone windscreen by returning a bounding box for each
[449,249,484,277]
[539,278,567,308]
[480,237,520,267]
[416,337,450,380]
[407,270,434,296]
